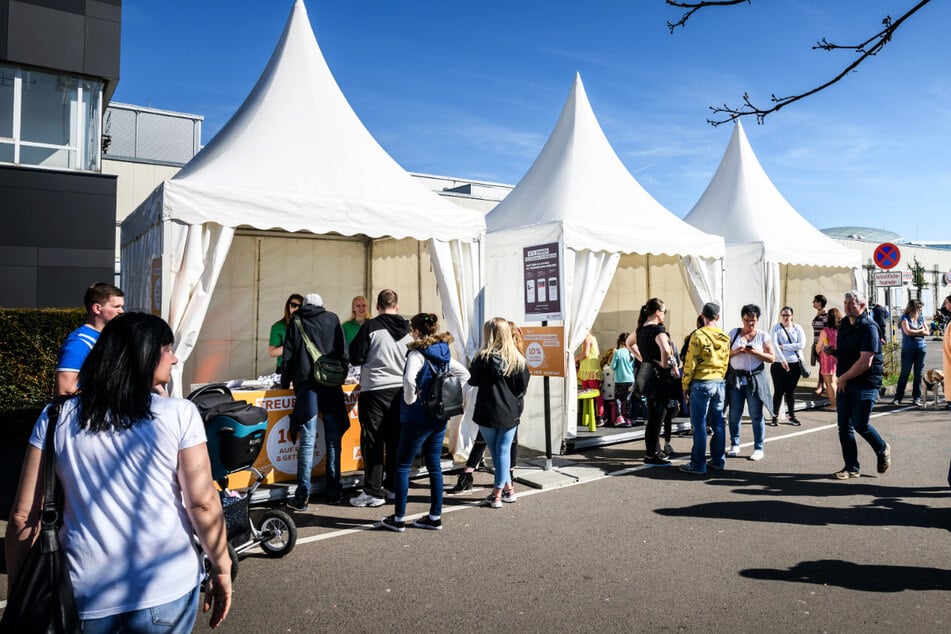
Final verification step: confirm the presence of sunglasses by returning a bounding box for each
[289,302,301,308]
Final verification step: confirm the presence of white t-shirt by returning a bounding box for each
[728,328,771,372]
[30,396,207,619]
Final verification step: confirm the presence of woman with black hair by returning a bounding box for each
[5,313,232,631]
[726,304,775,461]
[631,298,680,466]
[269,293,304,372]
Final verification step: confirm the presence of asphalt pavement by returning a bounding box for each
[194,400,951,633]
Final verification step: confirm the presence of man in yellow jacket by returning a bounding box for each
[679,302,731,475]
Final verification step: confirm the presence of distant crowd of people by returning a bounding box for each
[581,290,905,479]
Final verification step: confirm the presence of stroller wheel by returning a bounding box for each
[259,510,297,558]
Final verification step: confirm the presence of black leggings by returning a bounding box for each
[770,361,802,418]
[466,429,518,471]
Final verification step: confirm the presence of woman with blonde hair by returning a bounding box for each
[341,295,371,346]
[468,318,530,508]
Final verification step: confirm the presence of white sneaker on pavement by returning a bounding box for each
[727,445,741,457]
[350,492,385,507]
[749,449,765,461]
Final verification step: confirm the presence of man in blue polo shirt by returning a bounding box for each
[55,282,125,396]
[832,289,890,480]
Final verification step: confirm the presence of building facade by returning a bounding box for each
[0,0,120,307]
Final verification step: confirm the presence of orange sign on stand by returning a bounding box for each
[227,384,363,489]
[519,325,566,377]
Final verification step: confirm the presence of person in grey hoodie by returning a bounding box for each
[348,289,412,507]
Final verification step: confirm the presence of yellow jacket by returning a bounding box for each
[681,326,731,391]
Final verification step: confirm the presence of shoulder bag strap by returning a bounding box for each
[780,324,803,365]
[41,402,61,525]
[293,315,324,362]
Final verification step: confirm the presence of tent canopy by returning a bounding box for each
[120,0,485,413]
[683,121,862,331]
[487,73,723,260]
[684,121,860,269]
[484,74,723,453]
[123,0,483,244]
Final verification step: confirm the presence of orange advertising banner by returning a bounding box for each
[227,384,363,488]
[520,325,566,377]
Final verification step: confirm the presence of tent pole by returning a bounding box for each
[542,319,553,471]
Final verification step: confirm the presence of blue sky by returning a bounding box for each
[113,1,950,240]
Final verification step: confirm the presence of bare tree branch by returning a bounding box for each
[665,0,933,125]
[666,0,752,35]
[666,0,750,33]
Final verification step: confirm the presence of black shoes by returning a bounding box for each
[787,416,801,426]
[447,471,474,494]
[877,443,891,474]
[768,416,779,426]
[286,496,309,512]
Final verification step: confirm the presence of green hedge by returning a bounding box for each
[0,308,84,412]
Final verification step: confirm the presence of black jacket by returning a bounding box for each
[468,354,530,429]
[280,304,347,389]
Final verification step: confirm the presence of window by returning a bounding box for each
[0,64,102,171]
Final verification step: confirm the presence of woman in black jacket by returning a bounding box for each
[468,318,530,508]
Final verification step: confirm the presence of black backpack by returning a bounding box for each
[424,361,465,419]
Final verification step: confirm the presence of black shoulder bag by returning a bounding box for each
[0,402,81,633]
[293,315,347,387]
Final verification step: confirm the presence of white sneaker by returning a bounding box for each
[749,449,765,461]
[727,445,740,457]
[350,492,385,508]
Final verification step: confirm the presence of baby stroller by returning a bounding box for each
[187,384,297,575]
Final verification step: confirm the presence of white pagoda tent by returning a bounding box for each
[485,74,725,452]
[684,121,863,336]
[120,0,485,406]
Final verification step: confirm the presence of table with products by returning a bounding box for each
[223,384,364,489]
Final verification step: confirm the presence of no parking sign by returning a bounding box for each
[873,242,901,270]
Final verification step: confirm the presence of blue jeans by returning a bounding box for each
[895,345,926,401]
[836,385,887,472]
[394,420,447,518]
[479,425,517,489]
[81,585,199,633]
[294,381,349,499]
[728,382,765,450]
[688,380,726,471]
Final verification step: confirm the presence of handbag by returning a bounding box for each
[0,402,81,634]
[293,316,347,387]
[798,356,811,378]
[780,323,810,379]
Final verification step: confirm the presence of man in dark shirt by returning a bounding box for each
[871,302,889,344]
[833,290,890,480]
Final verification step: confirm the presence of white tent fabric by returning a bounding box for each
[484,74,725,453]
[684,121,863,329]
[120,0,486,432]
